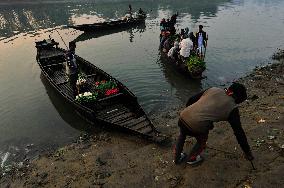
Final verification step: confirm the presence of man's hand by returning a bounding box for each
[244,151,254,161]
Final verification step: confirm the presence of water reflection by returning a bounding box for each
[40,73,97,132]
[0,0,231,39]
[72,22,146,43]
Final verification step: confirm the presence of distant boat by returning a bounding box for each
[71,21,146,43]
[35,39,167,143]
[68,13,146,32]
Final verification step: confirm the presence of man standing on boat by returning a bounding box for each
[173,82,254,165]
[196,25,208,58]
[128,4,133,18]
[179,35,193,62]
[65,41,79,97]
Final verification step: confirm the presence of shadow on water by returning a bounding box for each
[157,52,203,103]
[72,22,146,43]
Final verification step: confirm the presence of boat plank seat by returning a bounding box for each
[110,112,135,124]
[57,82,74,98]
[43,62,64,68]
[112,115,136,125]
[129,120,150,130]
[50,70,68,85]
[102,110,130,121]
[38,50,64,60]
[120,116,147,127]
[86,73,97,78]
[96,104,128,118]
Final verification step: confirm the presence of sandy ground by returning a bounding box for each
[1,53,283,187]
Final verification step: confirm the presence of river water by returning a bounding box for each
[0,0,284,167]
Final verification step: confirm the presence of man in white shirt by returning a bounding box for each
[179,36,193,62]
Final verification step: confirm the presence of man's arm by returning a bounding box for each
[228,108,253,159]
[185,90,206,107]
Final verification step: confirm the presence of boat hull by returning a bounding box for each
[68,18,145,32]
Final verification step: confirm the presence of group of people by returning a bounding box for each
[160,13,178,33]
[160,21,208,63]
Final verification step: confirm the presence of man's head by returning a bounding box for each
[227,82,247,104]
[199,25,203,31]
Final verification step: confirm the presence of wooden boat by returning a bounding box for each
[68,14,146,32]
[72,21,146,43]
[35,39,167,143]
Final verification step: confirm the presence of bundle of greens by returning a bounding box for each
[186,55,206,75]
[94,80,119,97]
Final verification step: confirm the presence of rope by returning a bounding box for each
[55,29,68,50]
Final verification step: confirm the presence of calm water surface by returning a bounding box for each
[0,0,284,167]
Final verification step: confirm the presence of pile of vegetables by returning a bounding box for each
[75,79,119,104]
[186,55,206,75]
[94,80,119,97]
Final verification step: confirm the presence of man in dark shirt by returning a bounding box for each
[65,42,78,98]
[196,25,208,58]
[173,82,254,165]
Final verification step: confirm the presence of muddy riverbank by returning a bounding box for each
[1,53,283,187]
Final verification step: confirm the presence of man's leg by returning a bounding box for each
[187,133,208,164]
[173,119,191,164]
[69,73,78,98]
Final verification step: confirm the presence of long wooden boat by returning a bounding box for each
[68,14,146,32]
[72,22,146,43]
[35,39,167,143]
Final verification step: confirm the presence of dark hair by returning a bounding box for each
[199,25,203,29]
[228,82,247,104]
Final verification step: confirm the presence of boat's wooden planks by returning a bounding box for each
[110,112,135,124]
[49,70,67,85]
[120,116,147,127]
[38,49,64,60]
[102,111,129,121]
[130,120,150,130]
[57,82,74,98]
[96,104,128,118]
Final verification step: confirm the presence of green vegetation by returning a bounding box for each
[186,55,206,74]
